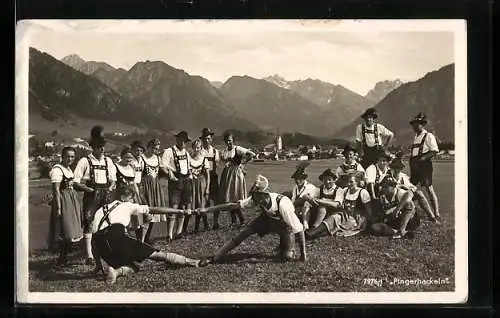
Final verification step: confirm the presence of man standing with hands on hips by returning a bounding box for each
[355,108,394,169]
[409,113,440,220]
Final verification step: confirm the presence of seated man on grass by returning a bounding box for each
[91,188,200,285]
[197,174,307,267]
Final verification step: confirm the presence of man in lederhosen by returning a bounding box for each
[161,131,193,240]
[197,175,307,267]
[91,188,200,285]
[409,113,440,220]
[355,108,394,169]
[200,128,221,229]
[74,126,117,266]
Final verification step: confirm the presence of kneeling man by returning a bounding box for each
[198,175,307,266]
[370,176,421,239]
[91,188,200,284]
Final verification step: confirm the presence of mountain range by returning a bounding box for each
[335,64,454,145]
[29,49,454,143]
[30,49,258,137]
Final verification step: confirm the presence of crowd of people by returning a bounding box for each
[45,108,442,285]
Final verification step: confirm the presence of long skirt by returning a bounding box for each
[191,175,207,209]
[219,164,247,203]
[141,175,167,222]
[323,210,367,237]
[48,189,83,251]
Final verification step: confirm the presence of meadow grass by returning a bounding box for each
[27,159,455,292]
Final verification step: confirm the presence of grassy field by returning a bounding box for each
[27,159,455,292]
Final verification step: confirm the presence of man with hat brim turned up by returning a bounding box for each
[290,162,319,231]
[197,175,307,267]
[73,126,117,266]
[200,128,221,228]
[336,142,365,188]
[388,152,439,224]
[90,188,200,285]
[161,131,193,241]
[409,113,440,220]
[302,168,345,231]
[129,140,148,240]
[356,108,394,169]
[370,176,421,239]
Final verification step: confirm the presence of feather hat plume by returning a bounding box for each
[291,161,310,179]
[89,125,107,147]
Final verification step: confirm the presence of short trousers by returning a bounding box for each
[82,188,112,233]
[168,177,192,207]
[91,223,158,269]
[410,159,433,186]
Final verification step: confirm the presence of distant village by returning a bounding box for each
[28,129,455,180]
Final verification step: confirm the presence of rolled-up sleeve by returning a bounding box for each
[107,158,117,182]
[427,134,439,152]
[279,198,304,234]
[134,204,150,215]
[73,158,88,183]
[355,125,363,142]
[380,124,394,138]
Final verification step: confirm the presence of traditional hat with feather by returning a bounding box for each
[89,125,106,147]
[249,174,270,194]
[410,112,428,125]
[291,161,310,179]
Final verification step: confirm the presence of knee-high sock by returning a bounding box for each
[415,190,435,219]
[176,215,185,235]
[150,251,198,266]
[426,186,440,217]
[213,226,255,261]
[84,233,93,259]
[399,207,416,233]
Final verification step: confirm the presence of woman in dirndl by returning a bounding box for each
[184,139,210,233]
[216,132,256,228]
[48,147,83,266]
[305,171,371,240]
[140,138,167,244]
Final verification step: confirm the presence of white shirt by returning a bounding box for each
[73,153,117,184]
[92,200,150,232]
[380,188,410,211]
[319,185,346,203]
[335,161,365,176]
[131,156,145,184]
[201,146,220,172]
[365,164,390,184]
[390,171,417,192]
[356,123,394,147]
[291,181,320,203]
[161,146,191,175]
[340,188,371,205]
[50,164,74,183]
[238,193,303,234]
[221,146,250,163]
[411,129,439,157]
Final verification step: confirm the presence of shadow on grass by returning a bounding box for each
[29,258,98,282]
[216,252,279,264]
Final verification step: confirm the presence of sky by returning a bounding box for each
[25,20,456,96]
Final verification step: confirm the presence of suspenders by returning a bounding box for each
[171,147,189,176]
[86,156,110,187]
[263,194,284,220]
[411,132,428,158]
[362,124,379,147]
[205,148,218,171]
[96,201,122,232]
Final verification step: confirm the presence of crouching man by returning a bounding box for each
[197,175,307,267]
[91,188,200,285]
[370,176,421,239]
